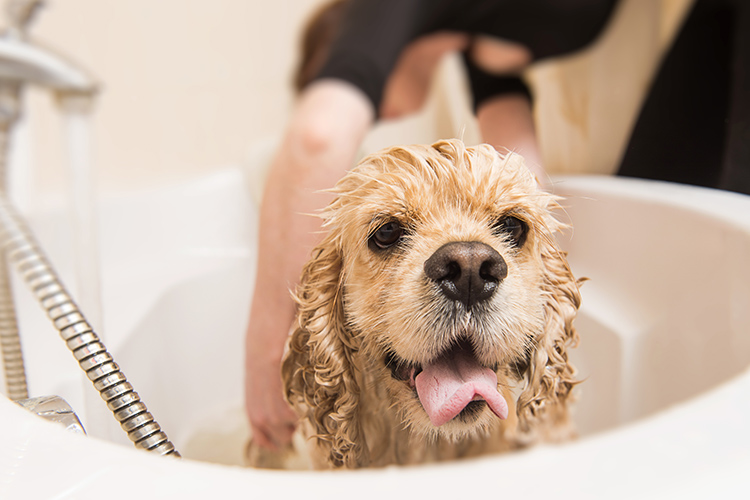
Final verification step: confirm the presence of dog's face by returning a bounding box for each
[285,140,579,467]
[324,142,557,438]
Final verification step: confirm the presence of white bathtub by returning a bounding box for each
[1,169,749,499]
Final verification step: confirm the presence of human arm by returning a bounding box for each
[465,37,546,187]
[245,80,374,450]
[476,92,547,187]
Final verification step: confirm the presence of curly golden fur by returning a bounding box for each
[281,139,581,469]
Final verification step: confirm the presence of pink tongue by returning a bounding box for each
[414,348,508,427]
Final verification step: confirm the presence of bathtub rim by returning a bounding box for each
[1,359,748,499]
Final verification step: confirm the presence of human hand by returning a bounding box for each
[380,33,469,119]
[245,345,298,450]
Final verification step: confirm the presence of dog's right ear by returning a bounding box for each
[281,238,367,468]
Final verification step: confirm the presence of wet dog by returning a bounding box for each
[282,139,581,468]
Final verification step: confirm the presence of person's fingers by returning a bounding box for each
[250,425,277,450]
[251,418,296,451]
[470,35,532,75]
[247,394,298,451]
[273,422,297,449]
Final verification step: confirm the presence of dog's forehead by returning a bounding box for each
[336,143,539,217]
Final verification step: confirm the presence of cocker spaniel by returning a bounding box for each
[281,139,581,469]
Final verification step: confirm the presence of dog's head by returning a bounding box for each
[283,140,580,468]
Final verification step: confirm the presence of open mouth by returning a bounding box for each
[385,349,422,386]
[385,339,508,426]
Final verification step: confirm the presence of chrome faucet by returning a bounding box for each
[0,0,96,95]
[0,0,96,427]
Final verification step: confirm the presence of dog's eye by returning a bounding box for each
[492,215,528,248]
[369,221,403,250]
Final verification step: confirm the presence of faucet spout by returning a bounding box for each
[0,0,97,94]
[0,37,97,93]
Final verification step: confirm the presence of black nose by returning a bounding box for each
[424,241,507,308]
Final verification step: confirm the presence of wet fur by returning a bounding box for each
[282,140,581,469]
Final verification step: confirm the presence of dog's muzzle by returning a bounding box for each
[424,241,506,308]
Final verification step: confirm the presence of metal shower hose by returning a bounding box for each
[0,121,28,402]
[0,196,180,457]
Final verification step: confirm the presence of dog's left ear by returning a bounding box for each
[281,238,368,468]
[516,237,582,443]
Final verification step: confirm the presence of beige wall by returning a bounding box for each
[13,0,692,202]
[20,0,321,198]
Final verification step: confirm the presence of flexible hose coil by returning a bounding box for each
[0,196,179,456]
[0,253,27,401]
[0,120,28,401]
